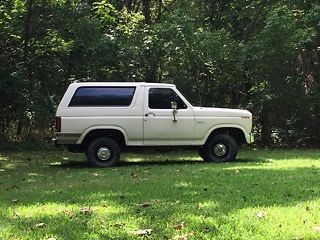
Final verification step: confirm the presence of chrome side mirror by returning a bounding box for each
[171,101,177,122]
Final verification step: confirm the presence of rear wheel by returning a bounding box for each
[86,137,120,167]
[202,134,238,163]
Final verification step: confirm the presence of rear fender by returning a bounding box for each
[77,126,128,144]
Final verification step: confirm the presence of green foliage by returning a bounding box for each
[93,0,116,24]
[0,0,319,146]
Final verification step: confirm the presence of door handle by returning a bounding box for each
[145,112,156,117]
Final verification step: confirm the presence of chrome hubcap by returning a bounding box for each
[97,147,111,161]
[213,143,227,157]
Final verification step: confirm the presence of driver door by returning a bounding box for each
[143,87,195,145]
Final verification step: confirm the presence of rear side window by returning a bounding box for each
[69,87,136,107]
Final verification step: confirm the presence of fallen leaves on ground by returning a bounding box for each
[139,202,151,208]
[173,232,195,240]
[314,226,320,233]
[12,211,20,219]
[197,203,204,209]
[34,222,46,228]
[63,210,76,218]
[79,207,93,214]
[202,227,210,233]
[257,211,266,219]
[171,200,181,205]
[173,222,185,230]
[111,223,125,228]
[131,172,138,178]
[128,228,153,236]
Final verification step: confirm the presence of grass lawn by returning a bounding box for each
[0,149,319,240]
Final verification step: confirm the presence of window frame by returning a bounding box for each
[148,87,188,110]
[68,86,137,107]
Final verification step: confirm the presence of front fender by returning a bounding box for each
[203,124,251,144]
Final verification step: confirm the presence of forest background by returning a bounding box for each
[0,0,319,147]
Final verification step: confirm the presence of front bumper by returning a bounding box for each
[245,133,254,144]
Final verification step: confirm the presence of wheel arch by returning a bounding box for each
[204,125,248,146]
[78,126,127,148]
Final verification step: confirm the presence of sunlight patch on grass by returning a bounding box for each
[1,162,19,170]
[227,199,320,239]
[49,161,62,166]
[176,155,202,161]
[6,201,128,220]
[0,154,9,161]
[27,172,41,177]
[123,157,144,162]
[175,181,193,188]
[224,159,320,171]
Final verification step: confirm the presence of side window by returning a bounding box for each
[148,88,187,109]
[69,87,136,107]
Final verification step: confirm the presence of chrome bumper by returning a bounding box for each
[245,133,254,144]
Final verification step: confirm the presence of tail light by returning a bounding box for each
[55,116,61,132]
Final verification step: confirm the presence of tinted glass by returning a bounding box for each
[149,88,187,109]
[69,87,136,107]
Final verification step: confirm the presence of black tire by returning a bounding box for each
[86,137,120,167]
[202,134,238,163]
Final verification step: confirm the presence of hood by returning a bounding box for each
[193,107,252,118]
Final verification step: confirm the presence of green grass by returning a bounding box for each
[0,149,320,240]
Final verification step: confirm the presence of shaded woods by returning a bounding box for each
[0,0,319,147]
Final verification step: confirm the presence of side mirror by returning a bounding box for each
[171,101,177,110]
[171,102,177,122]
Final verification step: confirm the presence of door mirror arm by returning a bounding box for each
[171,102,178,122]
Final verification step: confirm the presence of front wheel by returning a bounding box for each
[201,134,238,163]
[86,137,120,167]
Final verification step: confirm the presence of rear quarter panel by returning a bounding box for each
[56,84,144,145]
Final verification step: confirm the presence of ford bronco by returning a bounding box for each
[55,82,252,167]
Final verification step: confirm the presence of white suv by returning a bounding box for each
[55,82,252,167]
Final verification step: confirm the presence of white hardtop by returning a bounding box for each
[69,82,176,88]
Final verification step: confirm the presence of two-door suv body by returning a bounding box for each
[55,82,252,167]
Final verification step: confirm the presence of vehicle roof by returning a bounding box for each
[69,82,176,88]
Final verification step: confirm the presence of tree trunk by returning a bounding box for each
[230,89,240,108]
[157,0,162,20]
[261,103,272,147]
[23,0,33,65]
[144,56,158,82]
[22,0,34,140]
[142,0,152,24]
[16,115,23,137]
